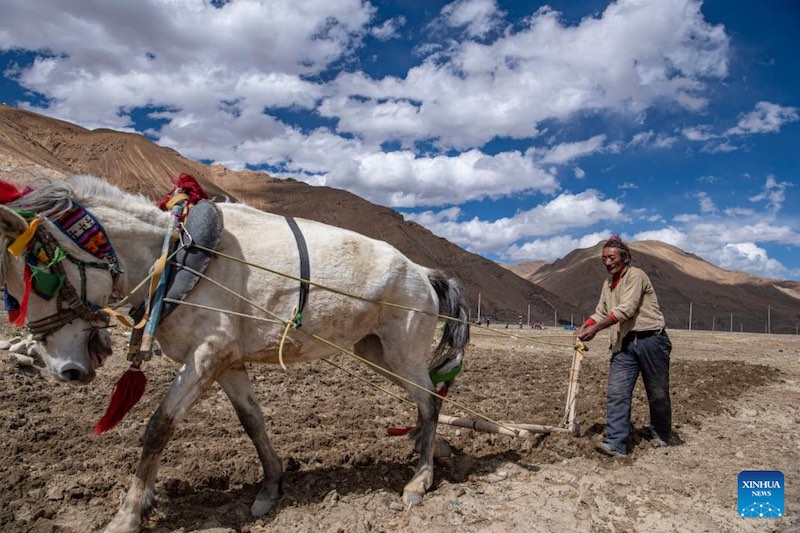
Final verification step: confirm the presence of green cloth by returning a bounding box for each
[430,361,462,384]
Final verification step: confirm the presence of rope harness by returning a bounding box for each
[26,229,112,339]
[6,211,120,341]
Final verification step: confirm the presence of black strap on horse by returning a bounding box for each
[285,216,310,326]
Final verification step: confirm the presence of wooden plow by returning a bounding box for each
[435,340,585,439]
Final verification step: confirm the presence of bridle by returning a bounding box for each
[24,222,118,341]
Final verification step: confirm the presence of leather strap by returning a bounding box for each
[284,216,310,318]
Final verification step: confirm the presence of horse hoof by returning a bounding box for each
[433,439,452,458]
[251,488,280,516]
[402,491,424,507]
[103,513,139,533]
[251,496,278,517]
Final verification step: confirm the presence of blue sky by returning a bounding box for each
[1,0,799,279]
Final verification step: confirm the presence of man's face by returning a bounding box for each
[601,246,626,276]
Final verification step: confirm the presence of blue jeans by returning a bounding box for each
[603,331,672,454]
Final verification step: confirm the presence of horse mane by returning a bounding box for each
[7,175,155,218]
[0,176,162,282]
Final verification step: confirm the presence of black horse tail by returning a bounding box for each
[426,271,470,388]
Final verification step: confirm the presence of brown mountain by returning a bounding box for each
[0,103,581,323]
[498,260,547,280]
[0,104,230,200]
[528,240,800,334]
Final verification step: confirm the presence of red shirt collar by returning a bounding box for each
[610,266,628,289]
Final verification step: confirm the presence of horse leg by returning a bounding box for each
[356,333,440,507]
[104,361,216,533]
[401,376,441,507]
[216,365,283,516]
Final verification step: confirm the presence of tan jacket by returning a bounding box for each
[589,266,665,353]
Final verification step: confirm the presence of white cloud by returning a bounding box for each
[439,0,504,38]
[671,219,799,276]
[701,139,738,153]
[717,242,785,276]
[723,207,754,217]
[503,230,611,262]
[652,135,678,149]
[749,175,792,213]
[629,130,677,148]
[325,0,729,149]
[682,125,716,141]
[404,189,624,254]
[683,101,799,152]
[371,16,406,41]
[634,227,688,249]
[538,135,606,164]
[619,182,638,190]
[726,101,799,135]
[4,0,373,131]
[574,167,586,179]
[1,0,733,209]
[634,225,790,277]
[697,191,716,213]
[228,128,560,206]
[405,206,462,225]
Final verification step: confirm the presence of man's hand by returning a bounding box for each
[577,325,597,342]
[578,316,616,342]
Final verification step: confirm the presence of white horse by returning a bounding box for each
[0,176,469,533]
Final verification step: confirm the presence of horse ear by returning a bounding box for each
[0,205,29,238]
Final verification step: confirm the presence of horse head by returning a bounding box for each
[0,204,115,384]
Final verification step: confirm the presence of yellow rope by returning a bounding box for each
[101,245,185,313]
[321,357,415,407]
[574,339,586,361]
[298,319,524,435]
[160,299,282,325]
[278,306,299,371]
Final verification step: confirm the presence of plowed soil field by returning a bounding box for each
[1,327,798,532]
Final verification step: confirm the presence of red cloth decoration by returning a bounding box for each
[1,180,31,325]
[0,180,28,204]
[583,318,596,328]
[157,173,209,210]
[13,264,33,327]
[93,366,147,435]
[387,386,448,436]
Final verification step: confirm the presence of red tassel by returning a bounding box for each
[14,264,33,327]
[0,180,25,203]
[93,366,147,435]
[157,173,209,210]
